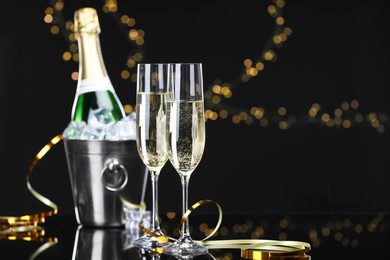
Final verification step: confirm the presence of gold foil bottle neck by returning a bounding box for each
[74,7,101,34]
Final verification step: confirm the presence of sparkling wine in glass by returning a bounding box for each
[163,63,208,256]
[134,63,169,249]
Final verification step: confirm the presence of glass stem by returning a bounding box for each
[150,170,160,232]
[180,174,191,238]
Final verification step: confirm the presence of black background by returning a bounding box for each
[1,0,389,218]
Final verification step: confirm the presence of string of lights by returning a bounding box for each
[43,0,388,133]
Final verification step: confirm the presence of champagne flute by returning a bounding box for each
[134,63,169,249]
[163,63,208,256]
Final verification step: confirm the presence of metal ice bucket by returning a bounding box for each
[63,139,148,227]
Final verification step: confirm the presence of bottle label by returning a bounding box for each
[76,76,115,95]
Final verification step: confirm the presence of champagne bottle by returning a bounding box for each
[71,7,125,126]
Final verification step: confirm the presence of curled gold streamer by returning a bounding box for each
[138,199,223,244]
[139,198,310,259]
[200,239,311,259]
[0,134,62,258]
[138,223,171,243]
[181,199,223,241]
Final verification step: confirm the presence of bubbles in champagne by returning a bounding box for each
[136,93,168,170]
[167,100,205,175]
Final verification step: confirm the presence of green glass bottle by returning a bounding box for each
[71,7,125,125]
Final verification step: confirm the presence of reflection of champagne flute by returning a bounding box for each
[134,63,169,249]
[138,248,162,260]
[163,63,208,257]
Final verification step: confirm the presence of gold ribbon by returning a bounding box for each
[182,199,223,241]
[201,239,311,259]
[0,132,311,260]
[0,134,62,258]
[139,199,311,259]
[138,199,223,244]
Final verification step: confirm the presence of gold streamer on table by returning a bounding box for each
[0,133,311,259]
[0,134,62,258]
[139,199,311,259]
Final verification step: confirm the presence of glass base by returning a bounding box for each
[132,231,169,250]
[162,236,208,257]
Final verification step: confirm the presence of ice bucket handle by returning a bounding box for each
[101,157,128,191]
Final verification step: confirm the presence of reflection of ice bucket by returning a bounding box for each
[72,226,140,259]
[63,139,148,227]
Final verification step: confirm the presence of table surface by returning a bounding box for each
[1,212,389,259]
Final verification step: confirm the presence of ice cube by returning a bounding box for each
[63,121,87,139]
[63,112,137,140]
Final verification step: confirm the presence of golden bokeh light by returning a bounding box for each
[334,117,342,125]
[239,112,248,120]
[273,35,282,44]
[246,67,258,77]
[232,115,241,124]
[260,118,269,127]
[65,21,73,31]
[127,58,136,68]
[251,107,265,119]
[129,29,138,40]
[256,62,264,71]
[367,112,377,122]
[69,43,77,53]
[136,37,144,45]
[377,124,385,133]
[219,110,228,119]
[121,15,136,27]
[71,71,78,81]
[279,121,288,130]
[241,74,250,82]
[50,25,60,34]
[62,51,72,61]
[44,14,53,24]
[267,5,277,15]
[103,0,118,13]
[134,52,143,61]
[279,33,287,42]
[130,73,137,82]
[212,84,222,94]
[222,86,232,98]
[263,50,275,61]
[334,108,343,117]
[120,70,130,79]
[341,101,350,111]
[354,114,363,123]
[72,53,79,62]
[275,0,285,8]
[321,113,330,122]
[244,59,252,67]
[44,1,388,134]
[350,99,359,109]
[69,33,76,42]
[166,212,176,219]
[124,104,133,114]
[45,7,54,15]
[211,95,221,104]
[276,16,285,25]
[371,118,379,128]
[205,110,218,120]
[326,119,335,127]
[342,119,351,129]
[284,27,293,35]
[309,107,318,117]
[278,106,287,116]
[54,0,64,11]
[245,117,254,125]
